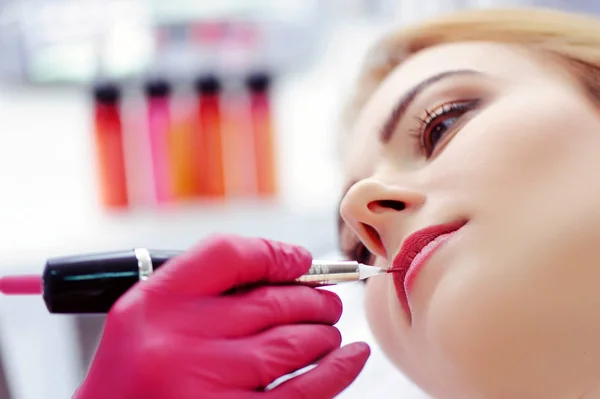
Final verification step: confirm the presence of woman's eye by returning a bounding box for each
[428,115,459,146]
[418,99,480,156]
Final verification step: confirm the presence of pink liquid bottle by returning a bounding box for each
[144,79,173,205]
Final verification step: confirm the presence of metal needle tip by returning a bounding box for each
[357,264,387,280]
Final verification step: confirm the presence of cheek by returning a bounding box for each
[421,90,600,396]
[425,224,600,397]
[431,87,600,205]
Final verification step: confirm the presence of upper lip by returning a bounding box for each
[392,219,467,301]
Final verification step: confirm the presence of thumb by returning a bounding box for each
[264,342,370,399]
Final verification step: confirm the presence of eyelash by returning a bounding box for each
[411,99,480,157]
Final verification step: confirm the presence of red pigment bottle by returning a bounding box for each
[193,75,226,198]
[93,83,129,209]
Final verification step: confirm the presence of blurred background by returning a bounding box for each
[0,0,595,398]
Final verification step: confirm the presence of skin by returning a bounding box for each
[339,42,600,398]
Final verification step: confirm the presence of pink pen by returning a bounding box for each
[145,79,173,205]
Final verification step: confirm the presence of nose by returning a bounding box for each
[340,178,426,259]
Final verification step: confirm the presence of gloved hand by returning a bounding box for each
[73,235,370,399]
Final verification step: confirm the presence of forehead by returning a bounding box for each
[344,41,559,177]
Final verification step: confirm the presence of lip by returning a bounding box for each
[391,219,467,318]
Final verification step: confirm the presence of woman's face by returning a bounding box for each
[340,41,600,399]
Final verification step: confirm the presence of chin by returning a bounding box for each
[363,277,451,397]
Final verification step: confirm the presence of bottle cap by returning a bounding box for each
[145,79,172,97]
[194,74,221,95]
[93,83,121,104]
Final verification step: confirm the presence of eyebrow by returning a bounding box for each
[380,69,482,143]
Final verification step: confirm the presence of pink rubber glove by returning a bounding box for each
[73,235,370,399]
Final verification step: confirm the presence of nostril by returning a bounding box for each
[361,223,386,258]
[379,200,405,211]
[367,199,406,213]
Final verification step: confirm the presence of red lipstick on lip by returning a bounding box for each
[389,219,467,317]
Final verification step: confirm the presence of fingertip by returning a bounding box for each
[343,342,371,364]
[317,289,343,322]
[330,326,343,347]
[264,341,370,398]
[318,289,342,307]
[261,238,313,279]
[311,325,342,349]
[288,243,313,272]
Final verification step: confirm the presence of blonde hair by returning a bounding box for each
[344,7,600,136]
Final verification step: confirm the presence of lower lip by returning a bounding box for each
[400,230,460,312]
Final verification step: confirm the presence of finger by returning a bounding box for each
[263,342,371,399]
[145,234,312,296]
[167,286,343,338]
[228,324,342,389]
